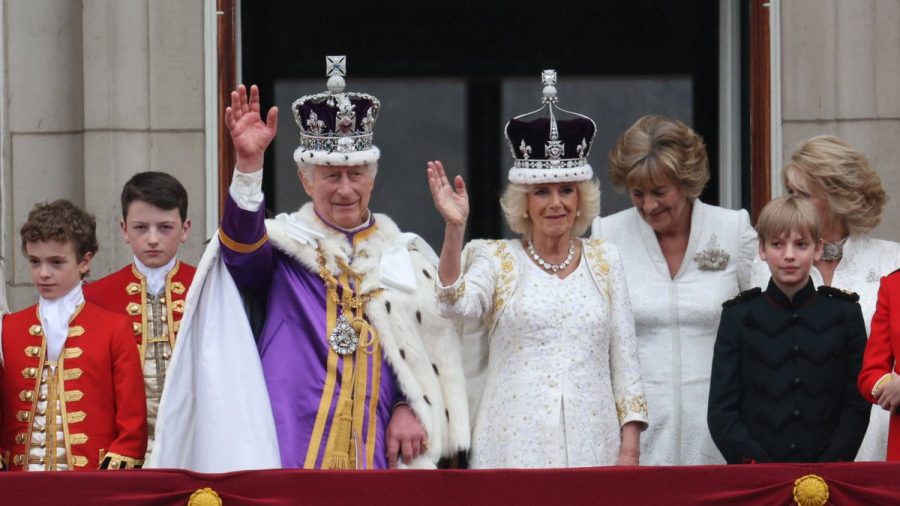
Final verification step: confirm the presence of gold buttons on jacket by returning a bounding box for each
[14,433,26,444]
[19,390,33,401]
[171,282,186,295]
[13,455,25,466]
[133,322,143,336]
[24,346,41,357]
[172,300,185,313]
[126,282,142,295]
[21,368,37,379]
[28,325,42,336]
[126,303,142,316]
[15,411,31,422]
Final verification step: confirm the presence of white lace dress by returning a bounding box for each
[438,239,647,468]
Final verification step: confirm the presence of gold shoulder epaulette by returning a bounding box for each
[818,285,860,302]
[722,287,762,307]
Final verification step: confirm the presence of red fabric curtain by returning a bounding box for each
[1,463,899,505]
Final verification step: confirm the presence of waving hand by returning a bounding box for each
[225,84,279,173]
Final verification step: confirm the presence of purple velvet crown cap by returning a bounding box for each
[292,55,381,167]
[506,117,596,161]
[504,69,596,184]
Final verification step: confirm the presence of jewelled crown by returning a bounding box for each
[292,55,381,166]
[505,70,596,184]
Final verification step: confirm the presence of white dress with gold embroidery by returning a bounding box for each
[438,239,647,468]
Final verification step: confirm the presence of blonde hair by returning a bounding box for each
[783,135,886,235]
[500,179,600,238]
[608,115,709,199]
[756,195,822,244]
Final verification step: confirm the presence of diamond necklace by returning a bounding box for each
[527,239,576,273]
[821,236,848,261]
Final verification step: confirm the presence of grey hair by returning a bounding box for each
[296,161,379,181]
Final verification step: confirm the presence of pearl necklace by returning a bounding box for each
[527,239,576,273]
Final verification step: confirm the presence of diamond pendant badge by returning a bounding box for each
[329,314,359,355]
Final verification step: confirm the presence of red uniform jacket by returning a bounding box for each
[0,302,147,470]
[858,270,900,461]
[83,261,195,361]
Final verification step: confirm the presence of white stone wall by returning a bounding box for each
[781,0,900,241]
[2,0,207,312]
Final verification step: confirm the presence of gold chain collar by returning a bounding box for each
[316,249,384,309]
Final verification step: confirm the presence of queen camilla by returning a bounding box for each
[427,71,648,468]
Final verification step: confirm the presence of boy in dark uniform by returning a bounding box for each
[708,195,869,463]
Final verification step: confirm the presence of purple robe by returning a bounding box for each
[220,196,401,469]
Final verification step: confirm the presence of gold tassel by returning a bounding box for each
[327,397,356,470]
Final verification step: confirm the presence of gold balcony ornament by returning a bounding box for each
[188,487,222,506]
[793,474,828,506]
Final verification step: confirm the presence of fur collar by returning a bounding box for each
[266,203,402,295]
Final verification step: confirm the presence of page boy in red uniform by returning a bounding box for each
[1,200,146,470]
[83,172,195,459]
[857,270,900,460]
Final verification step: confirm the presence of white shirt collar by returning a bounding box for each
[134,256,177,295]
[39,282,85,362]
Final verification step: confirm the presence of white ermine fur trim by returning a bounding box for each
[293,146,380,167]
[508,163,593,184]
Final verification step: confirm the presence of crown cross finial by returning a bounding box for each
[541,69,558,104]
[326,56,346,77]
[326,55,347,94]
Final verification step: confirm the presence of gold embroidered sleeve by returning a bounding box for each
[99,452,144,470]
[615,395,649,427]
[436,278,466,304]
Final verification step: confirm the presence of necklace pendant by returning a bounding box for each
[329,314,359,355]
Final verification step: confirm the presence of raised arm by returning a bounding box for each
[427,160,469,286]
[227,84,279,173]
[219,84,280,292]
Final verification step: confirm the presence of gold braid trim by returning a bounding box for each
[218,229,269,253]
[318,249,382,469]
[99,452,143,470]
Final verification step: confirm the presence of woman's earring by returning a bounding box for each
[576,210,581,217]
[523,212,529,219]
